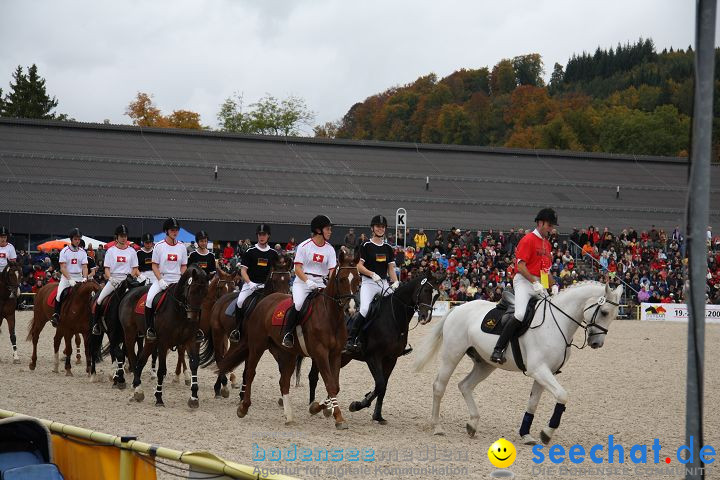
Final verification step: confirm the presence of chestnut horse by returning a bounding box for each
[199,254,292,398]
[130,266,209,408]
[0,263,22,363]
[217,248,358,429]
[27,280,101,375]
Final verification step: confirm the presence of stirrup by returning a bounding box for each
[195,330,205,342]
[146,328,157,341]
[91,324,102,336]
[228,329,241,343]
[490,348,506,364]
[282,332,294,348]
[50,314,59,328]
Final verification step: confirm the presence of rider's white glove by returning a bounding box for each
[137,274,148,284]
[532,281,548,297]
[551,284,559,295]
[371,273,382,282]
[78,277,87,283]
[68,278,77,287]
[110,277,121,288]
[391,280,400,290]
[158,278,169,290]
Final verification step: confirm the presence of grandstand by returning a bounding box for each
[0,117,718,243]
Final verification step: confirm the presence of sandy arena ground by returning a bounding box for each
[0,311,718,479]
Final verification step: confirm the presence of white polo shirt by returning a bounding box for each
[294,238,337,277]
[59,246,88,276]
[152,239,188,283]
[0,243,17,270]
[104,245,139,279]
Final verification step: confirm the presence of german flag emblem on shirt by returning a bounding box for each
[257,258,268,267]
[376,254,387,262]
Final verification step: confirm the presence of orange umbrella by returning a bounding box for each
[37,239,69,252]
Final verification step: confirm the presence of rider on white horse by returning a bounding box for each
[0,226,18,298]
[344,215,399,353]
[91,225,146,336]
[145,217,188,341]
[490,208,559,364]
[281,215,336,348]
[51,228,88,327]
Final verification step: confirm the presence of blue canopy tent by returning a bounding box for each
[154,228,195,244]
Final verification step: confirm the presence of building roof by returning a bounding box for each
[0,117,717,238]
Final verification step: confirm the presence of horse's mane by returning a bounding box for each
[560,279,605,292]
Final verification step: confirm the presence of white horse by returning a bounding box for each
[413,281,622,444]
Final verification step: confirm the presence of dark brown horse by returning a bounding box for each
[217,248,358,429]
[130,266,209,407]
[0,263,22,363]
[199,254,292,398]
[27,280,101,375]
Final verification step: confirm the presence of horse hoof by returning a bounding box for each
[117,382,127,390]
[349,401,361,412]
[323,407,333,418]
[285,420,297,426]
[150,372,157,380]
[521,434,538,445]
[133,391,145,402]
[155,401,165,407]
[220,386,230,398]
[29,363,36,371]
[540,430,551,445]
[466,423,476,437]
[188,397,199,409]
[308,401,322,416]
[185,379,191,387]
[65,370,73,377]
[373,418,388,425]
[278,398,283,407]
[231,383,240,389]
[237,405,248,418]
[335,422,348,430]
[432,426,445,436]
[13,359,20,365]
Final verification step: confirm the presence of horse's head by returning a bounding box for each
[76,278,101,300]
[214,269,234,297]
[267,254,292,294]
[415,270,444,325]
[3,263,22,289]
[583,283,623,349]
[179,265,209,315]
[332,246,360,301]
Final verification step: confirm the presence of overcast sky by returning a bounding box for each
[1,1,716,133]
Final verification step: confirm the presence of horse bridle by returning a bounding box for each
[388,277,440,328]
[316,265,358,307]
[170,273,207,319]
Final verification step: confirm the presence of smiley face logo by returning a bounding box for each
[488,438,516,469]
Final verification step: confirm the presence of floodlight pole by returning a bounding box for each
[685,1,715,479]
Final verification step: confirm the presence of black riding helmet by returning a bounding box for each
[256,224,271,235]
[535,208,559,226]
[141,233,153,243]
[310,215,332,234]
[195,230,209,242]
[115,224,129,237]
[163,217,180,232]
[69,227,82,239]
[370,215,388,227]
[0,226,9,236]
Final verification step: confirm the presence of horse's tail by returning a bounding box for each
[198,330,215,368]
[215,344,246,375]
[26,310,43,342]
[101,341,112,358]
[412,310,448,372]
[89,334,104,364]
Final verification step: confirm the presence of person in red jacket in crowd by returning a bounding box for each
[222,242,235,260]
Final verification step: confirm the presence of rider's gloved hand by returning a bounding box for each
[391,280,400,290]
[532,281,548,297]
[110,277,121,288]
[551,284,559,295]
[137,273,148,284]
[68,278,77,287]
[371,273,381,282]
[158,278,169,290]
[78,277,87,283]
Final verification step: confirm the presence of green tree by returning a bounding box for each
[548,63,564,95]
[313,120,341,138]
[217,93,247,132]
[218,93,315,136]
[2,64,60,119]
[513,53,545,87]
[490,59,516,95]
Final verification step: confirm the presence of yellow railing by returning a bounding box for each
[0,409,298,480]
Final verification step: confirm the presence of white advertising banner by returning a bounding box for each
[640,303,720,324]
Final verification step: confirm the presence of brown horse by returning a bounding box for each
[130,266,209,407]
[0,263,22,363]
[217,248,358,429]
[199,254,292,398]
[27,280,101,375]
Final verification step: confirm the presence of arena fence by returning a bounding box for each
[0,409,298,480]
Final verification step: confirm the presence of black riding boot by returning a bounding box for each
[145,307,156,341]
[91,303,103,336]
[50,297,62,327]
[229,305,244,343]
[490,319,521,364]
[281,307,299,348]
[343,313,365,354]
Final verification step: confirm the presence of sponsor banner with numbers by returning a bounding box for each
[640,303,720,323]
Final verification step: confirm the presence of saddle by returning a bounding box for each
[225,289,263,318]
[134,291,168,315]
[348,293,383,331]
[46,285,72,308]
[271,292,318,327]
[93,276,144,315]
[480,290,538,336]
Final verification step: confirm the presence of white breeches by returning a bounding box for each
[359,277,391,318]
[146,279,177,308]
[292,278,321,311]
[513,274,537,322]
[236,282,262,308]
[97,281,117,306]
[56,275,83,301]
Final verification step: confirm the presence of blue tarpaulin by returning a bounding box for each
[154,228,195,244]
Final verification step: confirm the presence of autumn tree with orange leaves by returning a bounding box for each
[125,92,203,129]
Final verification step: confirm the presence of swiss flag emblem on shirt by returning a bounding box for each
[0,253,5,259]
[167,254,178,262]
[117,256,126,263]
[312,253,324,263]
[71,259,78,265]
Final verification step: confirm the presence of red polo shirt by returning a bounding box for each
[515,230,552,277]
